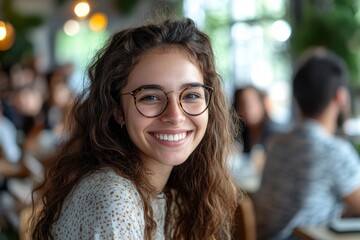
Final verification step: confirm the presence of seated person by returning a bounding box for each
[0,100,22,179]
[233,85,284,154]
[232,85,286,175]
[253,48,360,240]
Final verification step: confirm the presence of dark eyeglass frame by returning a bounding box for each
[120,83,213,118]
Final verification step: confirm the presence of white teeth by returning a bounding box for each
[155,132,187,142]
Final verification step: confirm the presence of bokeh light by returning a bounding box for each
[74,1,90,18]
[0,21,16,51]
[89,13,108,32]
[63,20,80,36]
[0,21,7,41]
[270,20,291,42]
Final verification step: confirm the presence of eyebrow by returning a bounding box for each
[140,82,203,90]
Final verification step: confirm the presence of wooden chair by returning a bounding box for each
[233,195,257,240]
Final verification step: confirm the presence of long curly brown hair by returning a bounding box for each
[31,17,240,240]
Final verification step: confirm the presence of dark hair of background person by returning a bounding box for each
[233,86,268,119]
[293,49,349,118]
[31,17,240,240]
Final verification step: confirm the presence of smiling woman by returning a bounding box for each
[30,17,240,240]
[116,47,210,174]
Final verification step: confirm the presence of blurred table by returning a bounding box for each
[294,226,360,240]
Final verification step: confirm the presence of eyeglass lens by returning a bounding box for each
[134,85,211,117]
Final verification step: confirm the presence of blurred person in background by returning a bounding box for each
[2,64,46,141]
[232,85,286,175]
[42,65,74,132]
[233,85,285,154]
[253,48,360,240]
[22,65,75,161]
[0,99,26,232]
[0,69,25,181]
[0,99,23,182]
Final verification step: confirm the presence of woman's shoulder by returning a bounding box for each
[73,168,140,200]
[53,170,145,238]
[58,168,144,225]
[82,168,132,186]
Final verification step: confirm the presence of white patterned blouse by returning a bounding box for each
[52,168,167,239]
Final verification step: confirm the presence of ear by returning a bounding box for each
[113,107,125,125]
[335,86,351,115]
[335,87,348,106]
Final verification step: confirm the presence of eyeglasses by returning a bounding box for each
[121,83,213,118]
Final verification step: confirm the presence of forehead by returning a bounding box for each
[239,88,261,100]
[124,46,203,91]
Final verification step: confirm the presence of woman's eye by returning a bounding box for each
[183,93,201,100]
[139,95,161,101]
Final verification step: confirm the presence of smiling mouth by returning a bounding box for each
[154,132,187,142]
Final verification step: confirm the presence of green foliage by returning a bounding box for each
[290,0,360,87]
[113,0,139,16]
[203,8,232,81]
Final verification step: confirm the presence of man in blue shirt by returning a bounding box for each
[253,48,360,240]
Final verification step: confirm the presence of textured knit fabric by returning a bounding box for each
[52,169,167,239]
[253,120,360,240]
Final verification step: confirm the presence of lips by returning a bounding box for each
[154,132,187,142]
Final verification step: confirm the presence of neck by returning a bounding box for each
[303,102,339,134]
[146,161,173,194]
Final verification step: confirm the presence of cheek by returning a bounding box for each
[122,98,139,123]
[195,114,209,137]
[125,119,150,152]
[123,104,145,137]
[125,112,146,134]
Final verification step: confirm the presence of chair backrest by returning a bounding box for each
[233,195,257,240]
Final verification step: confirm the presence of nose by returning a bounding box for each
[160,94,186,124]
